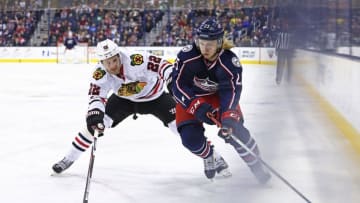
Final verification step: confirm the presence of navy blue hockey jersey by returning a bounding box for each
[64,37,78,49]
[172,43,243,113]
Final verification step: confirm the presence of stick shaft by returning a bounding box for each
[82,131,99,203]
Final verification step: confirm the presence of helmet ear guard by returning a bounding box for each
[216,37,224,51]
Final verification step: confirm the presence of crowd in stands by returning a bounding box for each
[0,0,359,49]
[49,6,164,46]
[151,6,278,47]
[0,0,42,46]
[0,0,280,47]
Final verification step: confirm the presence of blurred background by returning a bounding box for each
[0,0,358,57]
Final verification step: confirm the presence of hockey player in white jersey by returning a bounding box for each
[52,39,179,173]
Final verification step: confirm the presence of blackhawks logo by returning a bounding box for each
[92,68,106,80]
[130,54,144,66]
[118,81,147,96]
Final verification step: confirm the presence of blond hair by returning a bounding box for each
[222,37,235,50]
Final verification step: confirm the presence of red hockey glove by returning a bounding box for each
[218,110,242,137]
[186,98,216,125]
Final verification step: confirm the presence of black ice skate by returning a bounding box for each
[52,157,74,174]
[203,151,232,179]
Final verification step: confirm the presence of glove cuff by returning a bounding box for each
[221,110,241,122]
[186,97,206,115]
[87,109,102,116]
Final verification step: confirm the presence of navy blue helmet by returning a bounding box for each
[196,18,224,40]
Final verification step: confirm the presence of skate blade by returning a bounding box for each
[50,168,65,177]
[50,171,61,176]
[218,168,232,178]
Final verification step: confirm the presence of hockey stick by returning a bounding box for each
[82,129,101,203]
[207,113,312,203]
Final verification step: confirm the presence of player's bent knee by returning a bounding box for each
[178,124,205,150]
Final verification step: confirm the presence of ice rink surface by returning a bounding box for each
[1,63,360,203]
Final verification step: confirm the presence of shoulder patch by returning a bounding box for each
[231,57,241,68]
[130,54,144,66]
[181,45,193,52]
[93,67,106,80]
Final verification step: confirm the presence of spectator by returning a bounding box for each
[40,38,49,46]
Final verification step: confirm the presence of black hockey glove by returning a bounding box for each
[186,98,216,125]
[86,108,105,136]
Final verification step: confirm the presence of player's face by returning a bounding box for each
[102,55,121,74]
[198,39,218,61]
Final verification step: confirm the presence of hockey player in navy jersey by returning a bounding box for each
[61,31,79,63]
[63,31,77,51]
[52,39,178,173]
[171,18,271,183]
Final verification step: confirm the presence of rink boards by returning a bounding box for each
[0,46,277,65]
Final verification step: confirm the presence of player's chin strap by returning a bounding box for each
[206,112,312,203]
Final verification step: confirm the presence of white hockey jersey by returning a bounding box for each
[87,49,173,112]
